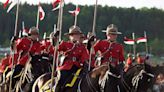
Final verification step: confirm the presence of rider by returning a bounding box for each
[55,26,89,92]
[93,24,125,75]
[11,27,42,88]
[40,32,56,63]
[0,53,10,75]
[136,53,149,64]
[91,24,125,91]
[41,32,57,56]
[124,53,134,72]
[0,53,10,83]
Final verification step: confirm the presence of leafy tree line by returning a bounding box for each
[0,3,164,55]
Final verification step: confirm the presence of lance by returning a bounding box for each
[59,1,63,42]
[144,31,148,54]
[92,0,98,36]
[9,0,20,91]
[18,30,22,38]
[43,32,47,39]
[132,32,136,58]
[22,21,25,30]
[18,21,25,38]
[36,4,40,29]
[50,0,64,91]
[74,5,78,26]
[88,0,98,71]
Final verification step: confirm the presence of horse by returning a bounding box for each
[121,63,155,92]
[0,54,52,92]
[32,62,163,92]
[99,62,156,92]
[32,64,110,92]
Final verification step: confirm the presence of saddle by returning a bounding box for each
[65,68,82,87]
[40,69,83,92]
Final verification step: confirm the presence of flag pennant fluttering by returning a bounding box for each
[39,5,45,21]
[68,6,80,16]
[52,0,61,8]
[124,37,135,45]
[52,0,64,11]
[3,0,10,9]
[22,28,29,36]
[6,0,18,13]
[136,37,147,44]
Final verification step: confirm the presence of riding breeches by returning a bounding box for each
[55,65,79,92]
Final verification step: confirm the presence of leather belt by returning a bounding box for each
[101,57,118,62]
[65,57,79,62]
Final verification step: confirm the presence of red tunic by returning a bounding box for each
[137,57,145,64]
[126,57,133,66]
[93,40,125,66]
[57,41,89,70]
[29,41,42,55]
[16,37,32,53]
[17,41,43,66]
[16,37,43,66]
[41,40,54,56]
[17,53,30,65]
[8,53,20,68]
[0,56,10,73]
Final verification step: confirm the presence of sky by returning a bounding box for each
[0,0,164,10]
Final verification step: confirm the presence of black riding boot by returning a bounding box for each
[12,65,24,89]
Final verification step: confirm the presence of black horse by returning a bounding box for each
[100,62,156,92]
[16,54,52,92]
[32,62,161,92]
[32,64,110,92]
[122,63,155,92]
[0,54,52,92]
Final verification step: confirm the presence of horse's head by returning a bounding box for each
[94,63,122,92]
[124,62,155,92]
[91,63,119,79]
[90,64,109,79]
[79,64,109,92]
